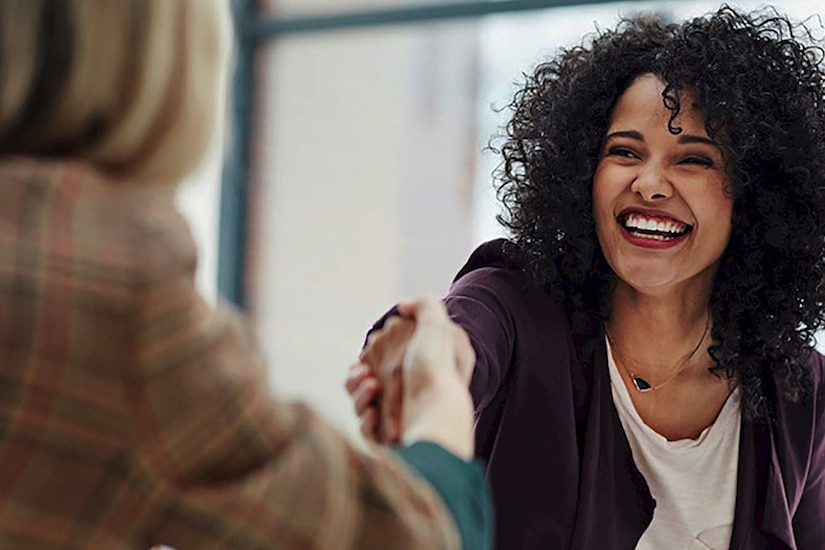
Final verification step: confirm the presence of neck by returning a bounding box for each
[607,280,712,377]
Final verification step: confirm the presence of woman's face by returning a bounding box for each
[592,74,733,297]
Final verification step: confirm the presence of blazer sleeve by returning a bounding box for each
[366,265,522,418]
[126,225,462,550]
[444,267,520,414]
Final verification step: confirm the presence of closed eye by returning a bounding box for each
[679,156,714,167]
[607,146,639,159]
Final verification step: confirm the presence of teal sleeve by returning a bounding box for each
[395,442,493,550]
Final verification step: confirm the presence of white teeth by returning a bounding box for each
[646,233,669,241]
[623,214,687,235]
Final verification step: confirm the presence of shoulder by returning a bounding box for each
[447,240,571,347]
[84,170,196,287]
[451,239,533,296]
[449,239,566,323]
[452,238,525,282]
[0,158,197,289]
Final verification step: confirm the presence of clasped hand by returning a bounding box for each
[346,298,476,460]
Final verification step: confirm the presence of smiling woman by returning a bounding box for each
[349,5,825,549]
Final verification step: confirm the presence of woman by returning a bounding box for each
[349,6,825,549]
[0,1,491,548]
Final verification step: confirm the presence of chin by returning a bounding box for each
[617,272,679,293]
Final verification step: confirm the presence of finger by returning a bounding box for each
[360,330,383,364]
[361,322,394,363]
[345,362,370,394]
[382,364,404,443]
[361,331,378,358]
[353,378,379,416]
[389,372,404,445]
[364,319,416,373]
[383,315,415,344]
[391,413,403,445]
[359,407,379,443]
[359,316,409,367]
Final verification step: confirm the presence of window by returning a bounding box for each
[176,0,825,437]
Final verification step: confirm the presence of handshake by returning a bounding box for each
[346,298,476,460]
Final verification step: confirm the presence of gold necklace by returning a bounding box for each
[604,315,710,393]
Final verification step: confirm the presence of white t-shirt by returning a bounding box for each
[606,338,741,550]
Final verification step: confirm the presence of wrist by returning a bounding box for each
[402,387,474,460]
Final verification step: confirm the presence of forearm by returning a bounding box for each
[134,286,463,548]
[145,401,464,549]
[396,442,493,550]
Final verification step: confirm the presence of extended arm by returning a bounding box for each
[129,244,465,549]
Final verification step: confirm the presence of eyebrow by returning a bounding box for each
[604,130,718,147]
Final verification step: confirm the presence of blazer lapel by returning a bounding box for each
[571,338,655,549]
[730,411,796,549]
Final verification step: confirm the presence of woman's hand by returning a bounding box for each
[345,360,384,443]
[348,297,476,459]
[348,316,414,444]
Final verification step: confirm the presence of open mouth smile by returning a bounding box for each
[617,210,693,247]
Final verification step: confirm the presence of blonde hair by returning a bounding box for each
[0,0,228,183]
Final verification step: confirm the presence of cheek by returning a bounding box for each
[692,186,734,243]
[709,184,734,220]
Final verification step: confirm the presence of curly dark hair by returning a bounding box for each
[495,5,825,417]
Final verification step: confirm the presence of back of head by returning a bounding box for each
[0,0,228,183]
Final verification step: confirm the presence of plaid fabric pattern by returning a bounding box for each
[0,159,460,550]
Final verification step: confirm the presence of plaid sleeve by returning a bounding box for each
[127,223,461,550]
[396,443,493,550]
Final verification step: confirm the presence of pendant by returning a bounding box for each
[632,376,653,392]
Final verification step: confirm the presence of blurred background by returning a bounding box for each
[178,0,825,441]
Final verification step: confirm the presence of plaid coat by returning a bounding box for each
[0,158,460,549]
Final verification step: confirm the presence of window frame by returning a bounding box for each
[219,0,659,306]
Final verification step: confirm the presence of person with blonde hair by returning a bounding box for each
[0,1,491,548]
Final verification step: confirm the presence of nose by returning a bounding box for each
[630,163,673,202]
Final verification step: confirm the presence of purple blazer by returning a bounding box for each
[437,240,824,549]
